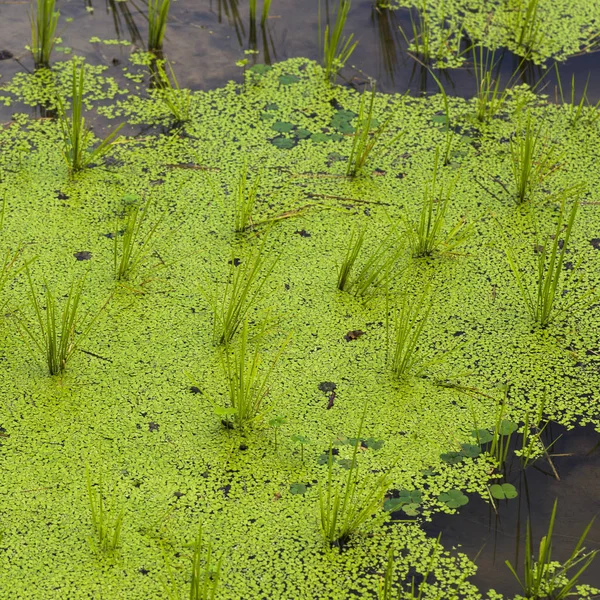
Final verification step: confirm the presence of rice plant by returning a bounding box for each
[249,0,272,28]
[209,239,277,345]
[29,0,59,69]
[407,148,472,258]
[321,0,358,83]
[19,269,103,376]
[390,288,433,380]
[488,393,516,469]
[554,66,600,128]
[221,317,288,429]
[505,194,593,328]
[234,162,261,233]
[57,62,124,175]
[163,526,222,600]
[337,227,365,292]
[505,499,598,599]
[346,85,403,177]
[472,45,513,122]
[509,114,563,205]
[154,61,191,124]
[319,402,389,549]
[86,467,124,554]
[507,0,545,60]
[148,0,170,53]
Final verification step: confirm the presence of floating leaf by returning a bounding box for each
[384,498,403,512]
[471,429,493,444]
[269,416,286,428]
[440,451,464,464]
[499,420,518,435]
[249,64,272,75]
[271,121,294,133]
[289,483,307,495]
[398,490,422,504]
[489,483,518,500]
[265,103,278,111]
[291,434,309,445]
[261,112,275,121]
[365,437,384,450]
[214,407,236,417]
[460,443,481,458]
[338,458,353,470]
[279,74,300,85]
[310,132,342,143]
[270,136,296,149]
[295,128,312,139]
[438,489,468,509]
[402,503,420,516]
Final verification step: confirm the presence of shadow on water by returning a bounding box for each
[423,424,600,597]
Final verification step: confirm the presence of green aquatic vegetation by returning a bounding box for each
[86,467,124,554]
[268,416,286,450]
[57,62,123,175]
[147,0,170,53]
[234,161,262,233]
[154,61,191,124]
[509,114,563,205]
[29,0,59,69]
[114,195,164,283]
[505,194,592,328]
[337,226,364,292]
[321,0,358,82]
[505,499,598,599]
[472,45,512,123]
[489,482,517,500]
[19,270,103,376]
[220,318,288,430]
[554,66,600,129]
[291,434,309,462]
[507,0,545,61]
[406,148,471,257]
[319,404,389,549]
[249,0,272,28]
[438,489,468,509]
[208,238,277,345]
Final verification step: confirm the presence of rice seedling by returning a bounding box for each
[488,394,517,469]
[319,402,389,549]
[19,269,105,376]
[154,61,191,125]
[505,499,598,599]
[291,434,309,463]
[378,535,442,599]
[209,236,277,345]
[249,0,272,28]
[220,317,289,430]
[234,161,261,233]
[390,288,434,380]
[337,227,365,292]
[554,65,600,128]
[114,195,164,282]
[148,0,170,53]
[163,525,222,600]
[86,467,124,554]
[268,416,286,450]
[507,0,545,60]
[29,0,59,69]
[346,84,403,177]
[509,114,563,205]
[320,0,358,83]
[505,193,593,328]
[57,62,124,175]
[472,45,512,122]
[406,148,472,258]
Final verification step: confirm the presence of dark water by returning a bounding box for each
[0,0,599,595]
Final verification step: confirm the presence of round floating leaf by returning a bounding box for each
[438,489,469,509]
[440,451,464,465]
[398,490,422,504]
[279,74,300,85]
[365,437,384,450]
[270,136,296,149]
[499,420,518,435]
[489,483,518,500]
[214,407,236,417]
[291,434,308,445]
[269,416,286,428]
[384,498,403,512]
[338,458,353,470]
[289,483,307,495]
[249,63,272,75]
[310,132,342,143]
[271,121,294,133]
[471,429,493,444]
[261,112,275,121]
[295,128,312,139]
[460,443,481,458]
[402,503,420,516]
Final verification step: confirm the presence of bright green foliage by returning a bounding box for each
[505,499,598,599]
[57,62,123,175]
[234,162,262,233]
[438,489,468,509]
[554,66,600,128]
[489,483,518,500]
[86,467,124,554]
[29,0,59,69]
[148,0,171,52]
[321,0,358,82]
[154,61,191,124]
[508,0,545,60]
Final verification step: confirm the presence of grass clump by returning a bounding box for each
[505,194,593,328]
[154,61,191,125]
[234,161,261,233]
[505,499,598,599]
[554,67,600,129]
[507,0,545,61]
[472,45,513,123]
[57,62,123,176]
[321,0,358,83]
[29,0,59,69]
[319,402,389,549]
[86,467,124,555]
[19,269,104,376]
[148,0,170,53]
[114,195,164,283]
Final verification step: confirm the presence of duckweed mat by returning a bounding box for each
[0,57,599,598]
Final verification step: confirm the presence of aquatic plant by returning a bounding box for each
[505,194,592,327]
[337,226,365,292]
[472,45,512,122]
[291,434,309,462]
[234,161,261,233]
[509,114,563,205]
[154,61,191,124]
[249,0,272,28]
[29,0,59,69]
[19,269,103,376]
[488,395,517,469]
[268,415,286,450]
[208,237,277,345]
[319,403,389,549]
[86,467,124,554]
[221,318,288,430]
[321,0,358,82]
[407,148,471,258]
[148,0,171,53]
[114,195,164,282]
[57,62,123,175]
[554,66,600,128]
[346,85,402,177]
[507,0,545,60]
[505,499,598,599]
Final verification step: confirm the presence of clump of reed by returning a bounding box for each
[29,0,59,69]
[554,66,600,129]
[507,0,545,61]
[321,0,358,82]
[234,161,261,233]
[148,0,171,53]
[57,62,123,175]
[154,61,191,125]
[86,467,124,554]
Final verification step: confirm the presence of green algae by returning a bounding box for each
[0,56,599,598]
